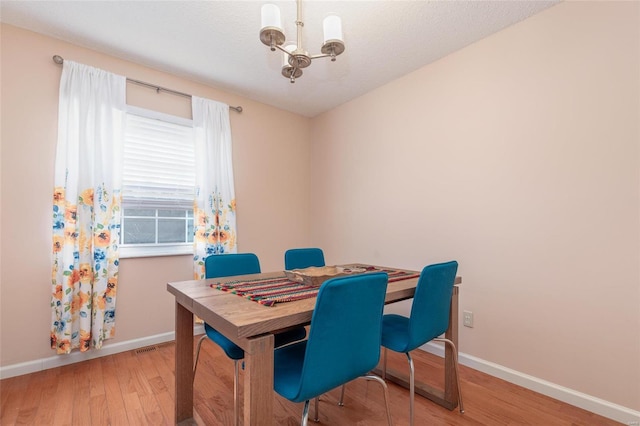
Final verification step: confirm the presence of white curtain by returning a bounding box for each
[51,61,126,354]
[192,97,238,279]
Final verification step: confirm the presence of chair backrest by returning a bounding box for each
[204,253,261,279]
[292,272,388,403]
[407,261,459,351]
[284,248,326,270]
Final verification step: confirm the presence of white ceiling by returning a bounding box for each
[1,1,559,117]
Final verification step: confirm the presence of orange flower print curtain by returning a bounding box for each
[192,97,238,279]
[51,61,126,354]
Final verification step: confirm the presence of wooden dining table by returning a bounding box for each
[167,264,462,425]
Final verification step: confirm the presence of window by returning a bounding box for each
[120,106,195,258]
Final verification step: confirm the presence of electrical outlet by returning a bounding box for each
[463,310,474,328]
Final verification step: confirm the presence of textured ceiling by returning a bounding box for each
[1,1,560,117]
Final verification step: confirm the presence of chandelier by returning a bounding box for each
[259,0,345,83]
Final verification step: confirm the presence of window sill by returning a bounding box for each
[119,244,192,259]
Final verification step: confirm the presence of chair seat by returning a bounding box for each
[275,339,356,403]
[381,314,412,353]
[274,340,308,402]
[205,322,307,361]
[204,323,244,360]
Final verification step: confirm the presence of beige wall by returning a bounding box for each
[310,1,639,411]
[0,24,312,366]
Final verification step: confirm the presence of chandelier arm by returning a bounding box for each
[274,44,294,57]
[309,53,333,60]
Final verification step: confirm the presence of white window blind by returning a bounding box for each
[123,107,195,209]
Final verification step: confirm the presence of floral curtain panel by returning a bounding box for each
[51,61,126,354]
[192,97,238,279]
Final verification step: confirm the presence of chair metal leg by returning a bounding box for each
[301,400,311,426]
[339,346,387,408]
[194,335,243,424]
[361,375,393,426]
[313,397,320,422]
[382,347,388,380]
[434,337,465,414]
[406,352,415,426]
[233,360,240,426]
[193,335,208,380]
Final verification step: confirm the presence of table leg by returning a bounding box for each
[444,286,460,407]
[243,334,275,426]
[175,301,194,424]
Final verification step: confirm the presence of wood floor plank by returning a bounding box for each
[88,394,110,426]
[70,361,93,426]
[51,365,75,426]
[87,357,107,398]
[0,340,624,426]
[100,354,130,425]
[128,353,155,398]
[121,390,148,425]
[0,375,28,425]
[154,390,176,425]
[113,349,138,395]
[30,367,60,425]
[151,341,177,392]
[13,368,53,425]
[136,346,164,383]
[139,393,168,425]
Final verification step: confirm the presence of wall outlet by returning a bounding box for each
[463,310,474,328]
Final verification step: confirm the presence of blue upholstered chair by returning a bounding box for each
[284,248,325,270]
[284,247,327,419]
[193,253,307,426]
[273,272,393,426]
[380,260,464,425]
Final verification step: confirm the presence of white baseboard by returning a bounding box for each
[0,324,204,380]
[420,341,640,425]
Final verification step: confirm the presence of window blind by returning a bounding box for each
[123,111,195,209]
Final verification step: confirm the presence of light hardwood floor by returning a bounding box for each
[0,339,620,425]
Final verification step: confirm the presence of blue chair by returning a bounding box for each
[284,248,325,270]
[193,253,307,426]
[285,247,328,419]
[273,272,393,426]
[380,260,464,425]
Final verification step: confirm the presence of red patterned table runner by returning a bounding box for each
[210,266,420,307]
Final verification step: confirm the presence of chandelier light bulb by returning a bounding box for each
[282,44,297,67]
[322,15,343,44]
[260,4,285,50]
[261,4,282,31]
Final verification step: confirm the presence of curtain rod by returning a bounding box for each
[52,55,243,113]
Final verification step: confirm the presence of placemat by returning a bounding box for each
[210,266,420,307]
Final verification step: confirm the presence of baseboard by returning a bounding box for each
[0,324,205,380]
[420,341,640,425]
